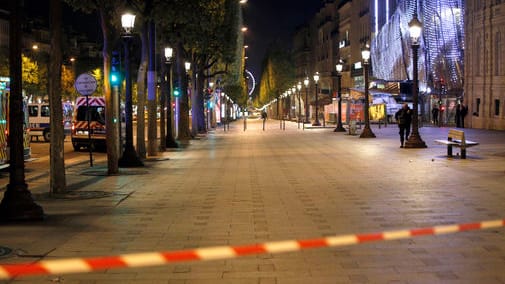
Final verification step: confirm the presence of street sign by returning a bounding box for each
[75,73,97,96]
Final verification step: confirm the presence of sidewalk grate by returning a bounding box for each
[0,246,13,259]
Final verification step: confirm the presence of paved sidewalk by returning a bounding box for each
[1,118,505,283]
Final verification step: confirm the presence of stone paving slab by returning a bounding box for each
[1,119,505,283]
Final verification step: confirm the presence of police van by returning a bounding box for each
[28,103,51,141]
[27,102,74,142]
[71,96,106,151]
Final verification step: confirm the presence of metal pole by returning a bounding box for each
[297,91,301,129]
[359,61,376,138]
[86,95,93,167]
[119,36,143,167]
[405,42,427,148]
[305,87,309,123]
[313,83,320,126]
[334,73,345,132]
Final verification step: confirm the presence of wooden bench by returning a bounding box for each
[434,129,479,159]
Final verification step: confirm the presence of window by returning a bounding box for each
[495,99,500,116]
[41,105,50,117]
[28,106,38,117]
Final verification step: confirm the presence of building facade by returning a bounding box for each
[292,0,372,122]
[465,0,505,130]
[292,0,504,130]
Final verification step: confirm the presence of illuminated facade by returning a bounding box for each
[465,1,505,130]
[371,0,464,93]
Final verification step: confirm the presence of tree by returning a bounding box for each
[61,64,76,100]
[155,0,242,138]
[64,0,125,174]
[48,0,66,194]
[21,54,48,100]
[258,43,295,106]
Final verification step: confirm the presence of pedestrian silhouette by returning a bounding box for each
[395,103,412,148]
[261,110,267,131]
[431,105,439,126]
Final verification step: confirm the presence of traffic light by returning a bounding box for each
[111,50,121,87]
[110,72,120,86]
[173,87,181,97]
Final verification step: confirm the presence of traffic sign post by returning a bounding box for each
[74,73,98,167]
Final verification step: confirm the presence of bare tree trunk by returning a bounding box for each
[159,53,166,151]
[196,69,206,133]
[49,0,66,193]
[136,23,148,159]
[147,20,157,157]
[99,7,118,174]
[190,64,198,137]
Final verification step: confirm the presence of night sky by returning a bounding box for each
[21,0,323,82]
[244,0,323,81]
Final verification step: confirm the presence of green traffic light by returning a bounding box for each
[173,88,180,97]
[111,73,119,84]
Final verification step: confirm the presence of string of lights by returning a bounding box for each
[371,0,464,92]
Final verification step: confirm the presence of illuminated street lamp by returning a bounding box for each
[303,77,309,123]
[359,44,376,138]
[313,72,320,126]
[119,12,144,167]
[404,12,427,148]
[164,47,178,148]
[334,59,345,132]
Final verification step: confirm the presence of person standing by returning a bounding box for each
[395,103,412,148]
[460,103,468,128]
[456,103,462,127]
[432,104,439,126]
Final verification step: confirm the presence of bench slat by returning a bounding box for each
[434,140,459,145]
[434,129,479,159]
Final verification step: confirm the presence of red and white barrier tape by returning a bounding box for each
[1,219,504,279]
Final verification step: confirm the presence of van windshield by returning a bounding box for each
[76,106,106,124]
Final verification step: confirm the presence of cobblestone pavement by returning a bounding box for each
[1,118,505,283]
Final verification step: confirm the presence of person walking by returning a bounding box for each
[431,104,439,126]
[261,110,268,131]
[395,103,412,148]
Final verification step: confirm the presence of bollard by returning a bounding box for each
[349,120,357,135]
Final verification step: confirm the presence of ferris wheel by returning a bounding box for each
[245,69,256,96]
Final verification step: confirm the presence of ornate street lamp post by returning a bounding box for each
[404,11,427,148]
[313,72,320,126]
[0,0,44,220]
[303,77,310,123]
[334,59,346,132]
[297,82,302,129]
[164,47,178,148]
[359,44,376,138]
[119,13,144,167]
[291,86,296,121]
